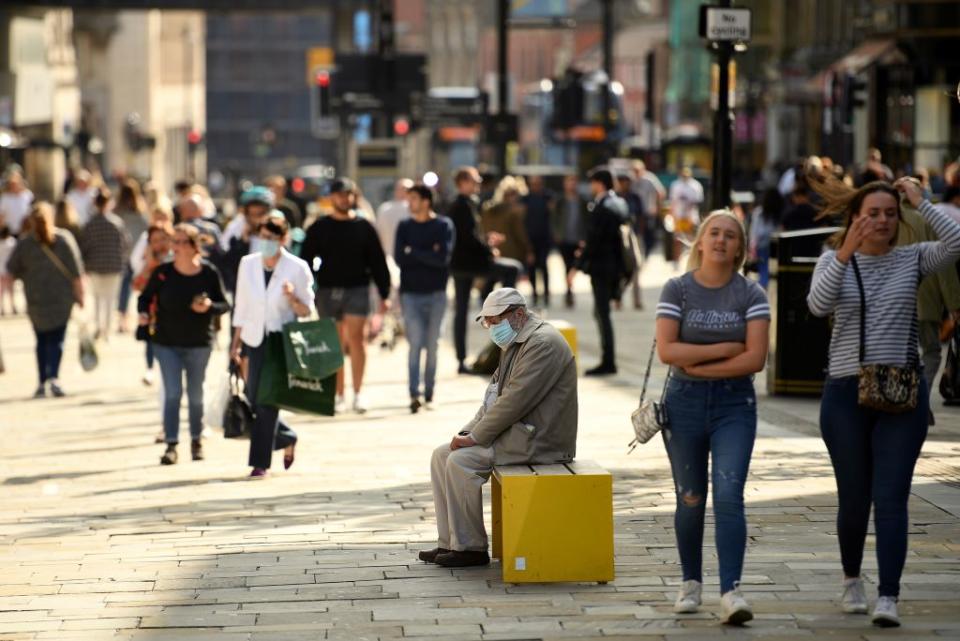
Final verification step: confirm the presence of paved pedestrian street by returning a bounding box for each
[1,258,959,641]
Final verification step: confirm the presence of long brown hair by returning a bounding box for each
[54,199,79,232]
[116,178,146,213]
[810,173,902,248]
[28,202,57,246]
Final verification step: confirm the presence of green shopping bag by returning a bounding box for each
[257,332,336,416]
[282,318,343,379]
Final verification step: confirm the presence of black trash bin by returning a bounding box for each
[766,227,840,396]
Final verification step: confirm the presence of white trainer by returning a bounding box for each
[720,587,753,625]
[841,577,868,614]
[334,394,347,414]
[673,579,702,613]
[352,393,368,414]
[872,596,900,627]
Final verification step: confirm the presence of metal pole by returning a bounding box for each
[710,0,733,210]
[601,0,613,159]
[496,0,509,177]
[379,0,395,138]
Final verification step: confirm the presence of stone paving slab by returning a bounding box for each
[1,256,959,640]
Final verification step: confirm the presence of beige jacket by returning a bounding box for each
[466,315,578,465]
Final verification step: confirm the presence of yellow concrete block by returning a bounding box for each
[548,320,578,363]
[491,461,614,584]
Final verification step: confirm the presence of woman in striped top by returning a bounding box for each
[807,177,960,627]
[655,210,770,625]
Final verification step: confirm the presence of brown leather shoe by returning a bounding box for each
[417,547,450,563]
[434,550,490,567]
[160,445,177,465]
[191,439,204,461]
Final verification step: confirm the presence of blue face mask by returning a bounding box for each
[489,319,518,349]
[254,238,280,259]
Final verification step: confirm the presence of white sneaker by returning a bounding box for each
[673,579,702,613]
[352,393,368,414]
[872,596,900,627]
[841,577,868,614]
[719,587,753,625]
[334,394,347,414]
[142,370,155,386]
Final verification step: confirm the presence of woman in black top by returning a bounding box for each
[138,224,229,465]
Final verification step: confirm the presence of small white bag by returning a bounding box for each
[628,339,670,452]
[203,364,231,430]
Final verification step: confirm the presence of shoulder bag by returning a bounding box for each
[851,255,920,413]
[39,242,83,306]
[629,277,685,450]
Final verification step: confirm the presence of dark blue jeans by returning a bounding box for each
[33,324,67,385]
[663,376,757,594]
[153,344,212,444]
[118,265,133,313]
[244,337,297,470]
[401,291,447,400]
[820,376,928,598]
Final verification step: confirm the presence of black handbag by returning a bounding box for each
[940,322,960,405]
[223,369,254,439]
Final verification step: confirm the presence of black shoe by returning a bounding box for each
[565,291,574,309]
[49,381,65,398]
[457,363,471,375]
[410,397,422,414]
[584,364,617,376]
[33,384,46,399]
[160,445,178,465]
[435,550,490,567]
[191,439,204,461]
[417,547,450,563]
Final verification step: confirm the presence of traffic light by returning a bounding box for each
[314,70,331,118]
[842,74,868,123]
[187,129,203,154]
[392,116,410,137]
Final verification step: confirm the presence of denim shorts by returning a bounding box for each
[315,286,371,320]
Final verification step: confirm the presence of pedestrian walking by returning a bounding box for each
[420,288,577,568]
[131,223,173,386]
[668,167,704,268]
[114,178,149,334]
[566,168,629,376]
[616,173,646,309]
[480,176,531,271]
[231,213,314,478]
[219,187,273,295]
[0,222,16,315]
[300,177,391,414]
[807,177,960,627]
[631,160,666,258]
[0,170,34,236]
[522,175,554,306]
[138,224,229,465]
[655,209,770,625]
[65,169,97,227]
[54,199,82,243]
[446,166,521,374]
[550,174,586,308]
[266,175,303,230]
[79,187,128,340]
[375,178,413,260]
[6,202,85,397]
[395,184,454,413]
[748,188,785,289]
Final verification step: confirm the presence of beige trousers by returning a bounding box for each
[88,272,122,337]
[430,442,495,552]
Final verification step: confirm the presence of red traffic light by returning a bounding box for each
[187,129,202,145]
[315,71,330,88]
[393,118,410,136]
[291,177,306,194]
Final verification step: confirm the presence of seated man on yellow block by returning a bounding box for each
[421,287,578,567]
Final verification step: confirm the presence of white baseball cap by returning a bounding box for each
[475,288,527,323]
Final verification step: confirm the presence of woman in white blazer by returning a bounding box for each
[230,213,315,478]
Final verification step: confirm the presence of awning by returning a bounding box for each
[807,39,908,95]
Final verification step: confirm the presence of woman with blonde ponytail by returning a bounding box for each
[654,209,770,625]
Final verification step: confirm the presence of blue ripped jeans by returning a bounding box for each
[662,376,757,594]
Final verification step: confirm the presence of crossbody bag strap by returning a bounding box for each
[850,255,866,365]
[637,338,656,408]
[40,242,75,285]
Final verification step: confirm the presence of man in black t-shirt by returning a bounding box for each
[300,177,390,414]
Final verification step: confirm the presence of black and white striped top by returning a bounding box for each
[808,200,960,378]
